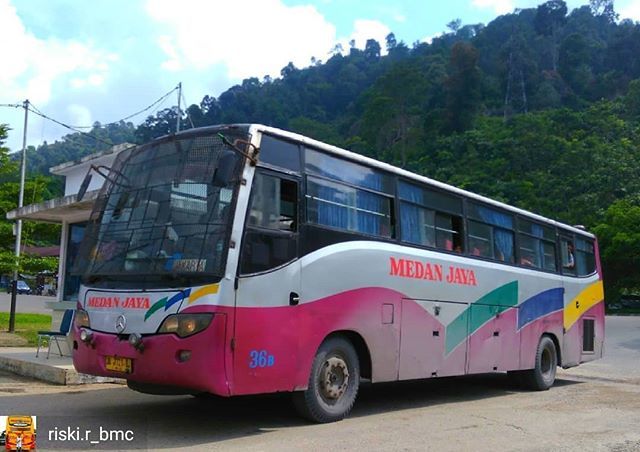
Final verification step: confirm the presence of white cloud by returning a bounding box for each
[394,13,407,23]
[145,0,337,79]
[472,0,515,15]
[620,1,640,21]
[345,19,391,53]
[67,104,92,127]
[422,33,443,45]
[0,0,115,105]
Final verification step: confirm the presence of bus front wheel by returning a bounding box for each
[521,335,558,391]
[293,336,360,423]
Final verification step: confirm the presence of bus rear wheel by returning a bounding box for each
[521,335,558,391]
[293,336,360,423]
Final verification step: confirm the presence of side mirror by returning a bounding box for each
[212,150,238,187]
[77,172,93,201]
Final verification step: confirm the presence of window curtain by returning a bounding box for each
[315,182,349,230]
[400,203,421,244]
[356,190,383,235]
[478,207,514,262]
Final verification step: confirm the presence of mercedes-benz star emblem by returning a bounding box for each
[115,314,127,333]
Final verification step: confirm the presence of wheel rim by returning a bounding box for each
[319,356,349,402]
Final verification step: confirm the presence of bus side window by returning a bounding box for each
[561,238,576,275]
[575,238,595,276]
[241,172,298,274]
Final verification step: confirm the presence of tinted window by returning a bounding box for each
[468,204,515,264]
[400,204,436,246]
[240,172,298,274]
[575,238,596,276]
[260,134,301,171]
[561,238,576,275]
[306,176,392,237]
[517,220,557,272]
[305,148,393,193]
[248,173,297,232]
[398,181,462,214]
[469,221,493,258]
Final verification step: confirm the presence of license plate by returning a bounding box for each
[105,356,132,373]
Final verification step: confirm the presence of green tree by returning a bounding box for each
[534,0,568,71]
[445,42,482,133]
[593,198,640,304]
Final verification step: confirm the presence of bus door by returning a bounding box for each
[233,168,301,394]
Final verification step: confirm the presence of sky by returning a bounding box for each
[1,0,640,153]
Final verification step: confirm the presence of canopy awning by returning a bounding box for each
[6,190,99,224]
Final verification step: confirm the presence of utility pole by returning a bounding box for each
[176,82,182,133]
[9,100,29,332]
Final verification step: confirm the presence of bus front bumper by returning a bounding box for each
[71,313,230,396]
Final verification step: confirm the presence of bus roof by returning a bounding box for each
[172,124,595,239]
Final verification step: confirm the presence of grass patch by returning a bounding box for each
[0,313,52,346]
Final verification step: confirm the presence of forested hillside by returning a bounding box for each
[2,0,639,300]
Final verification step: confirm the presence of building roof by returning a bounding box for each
[49,142,134,176]
[6,190,99,223]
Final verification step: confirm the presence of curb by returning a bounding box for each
[0,354,124,385]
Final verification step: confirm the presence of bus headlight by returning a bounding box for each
[157,314,213,338]
[75,309,90,328]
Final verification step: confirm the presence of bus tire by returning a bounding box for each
[521,335,558,391]
[293,336,360,423]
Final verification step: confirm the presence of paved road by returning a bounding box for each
[0,316,638,451]
[0,293,57,315]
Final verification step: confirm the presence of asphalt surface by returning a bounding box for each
[0,316,638,451]
[0,293,56,315]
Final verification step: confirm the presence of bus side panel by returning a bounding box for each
[562,301,605,368]
[467,306,520,373]
[518,310,564,369]
[231,287,403,395]
[561,279,604,368]
[398,299,446,380]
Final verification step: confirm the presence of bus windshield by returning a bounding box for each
[75,130,246,288]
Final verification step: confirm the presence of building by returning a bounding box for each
[6,143,133,322]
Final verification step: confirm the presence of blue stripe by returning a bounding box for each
[164,288,191,311]
[517,288,564,330]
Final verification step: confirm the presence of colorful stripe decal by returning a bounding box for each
[564,281,604,331]
[517,287,564,330]
[187,284,219,304]
[145,297,167,321]
[164,289,191,311]
[445,281,518,354]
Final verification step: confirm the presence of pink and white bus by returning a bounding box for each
[72,124,604,422]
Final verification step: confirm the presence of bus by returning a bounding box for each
[5,416,35,451]
[71,124,604,423]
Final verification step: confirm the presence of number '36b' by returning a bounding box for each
[249,350,275,368]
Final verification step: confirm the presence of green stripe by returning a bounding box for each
[144,297,167,321]
[445,281,518,354]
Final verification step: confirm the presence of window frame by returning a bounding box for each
[397,178,465,254]
[239,167,301,276]
[516,218,558,272]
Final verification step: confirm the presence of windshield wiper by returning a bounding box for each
[217,132,260,166]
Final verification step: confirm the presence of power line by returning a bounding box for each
[1,83,183,149]
[27,103,124,148]
[0,83,180,131]
[64,85,180,129]
[181,90,195,129]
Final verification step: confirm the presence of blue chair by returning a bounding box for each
[36,309,75,358]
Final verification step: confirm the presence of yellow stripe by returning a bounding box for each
[187,284,220,304]
[564,281,604,331]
